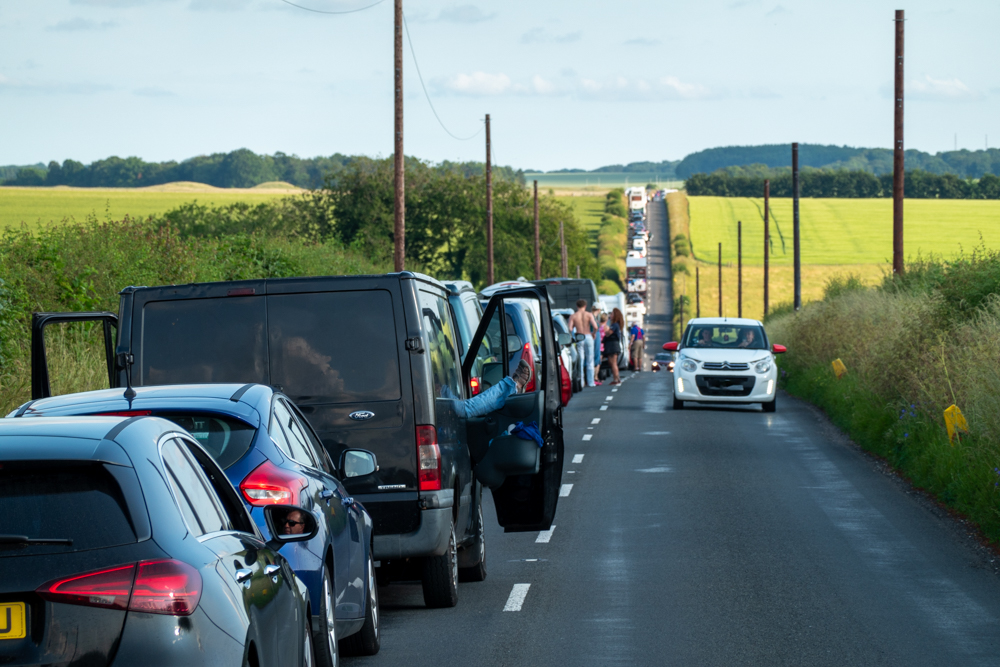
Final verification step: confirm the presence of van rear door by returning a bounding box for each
[461,287,563,532]
[30,312,118,400]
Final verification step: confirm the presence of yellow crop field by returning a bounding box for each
[0,183,301,231]
[688,196,1000,265]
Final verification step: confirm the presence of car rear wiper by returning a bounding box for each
[0,534,74,549]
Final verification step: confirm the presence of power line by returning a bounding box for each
[402,11,483,141]
[278,0,387,15]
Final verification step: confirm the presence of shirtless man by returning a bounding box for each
[568,299,600,387]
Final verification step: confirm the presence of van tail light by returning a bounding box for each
[36,559,202,616]
[130,560,202,616]
[240,460,307,506]
[520,343,536,393]
[416,425,442,491]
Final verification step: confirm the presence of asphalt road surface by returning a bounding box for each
[346,198,1000,666]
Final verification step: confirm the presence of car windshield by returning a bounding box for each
[655,353,672,361]
[683,325,767,350]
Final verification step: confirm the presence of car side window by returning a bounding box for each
[178,436,256,535]
[287,403,334,475]
[273,400,318,468]
[161,437,231,537]
[468,305,503,392]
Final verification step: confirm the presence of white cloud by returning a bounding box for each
[577,75,713,101]
[47,17,119,31]
[519,27,580,44]
[442,72,511,96]
[437,4,495,24]
[909,75,978,101]
[766,4,790,17]
[530,75,555,95]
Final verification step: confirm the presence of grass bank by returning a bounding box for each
[596,190,628,294]
[766,254,1000,545]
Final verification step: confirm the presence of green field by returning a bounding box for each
[528,172,683,189]
[0,183,300,230]
[560,195,605,252]
[689,196,1000,265]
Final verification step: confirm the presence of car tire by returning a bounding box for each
[313,565,340,667]
[673,395,684,410]
[340,548,380,656]
[763,397,777,413]
[421,523,459,608]
[458,502,487,583]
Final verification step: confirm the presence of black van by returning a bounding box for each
[28,273,564,608]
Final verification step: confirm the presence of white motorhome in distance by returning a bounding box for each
[626,256,647,295]
[625,187,647,214]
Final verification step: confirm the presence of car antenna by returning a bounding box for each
[117,352,136,402]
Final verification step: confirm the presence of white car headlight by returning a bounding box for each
[755,360,771,374]
[681,359,698,373]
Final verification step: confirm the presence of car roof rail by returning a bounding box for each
[13,400,38,418]
[229,383,257,402]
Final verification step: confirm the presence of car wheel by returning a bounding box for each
[421,523,459,608]
[763,397,777,413]
[313,565,339,667]
[340,548,380,656]
[303,607,315,667]
[458,502,487,583]
[673,395,684,410]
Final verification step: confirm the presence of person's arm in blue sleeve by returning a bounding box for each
[455,376,518,420]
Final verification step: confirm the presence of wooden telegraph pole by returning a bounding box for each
[485,114,494,285]
[392,0,404,271]
[559,219,568,277]
[696,265,701,317]
[763,179,770,316]
[893,9,905,276]
[792,142,801,310]
[737,220,743,318]
[718,243,723,317]
[533,180,541,280]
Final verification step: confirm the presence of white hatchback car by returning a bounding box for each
[663,317,785,412]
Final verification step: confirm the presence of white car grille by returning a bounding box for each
[701,361,750,372]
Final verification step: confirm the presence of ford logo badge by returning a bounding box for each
[349,410,375,421]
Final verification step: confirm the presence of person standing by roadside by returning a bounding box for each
[596,312,609,385]
[568,299,600,388]
[603,309,625,385]
[629,321,645,371]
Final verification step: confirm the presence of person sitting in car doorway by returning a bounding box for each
[452,359,532,420]
[694,328,714,347]
[279,509,307,535]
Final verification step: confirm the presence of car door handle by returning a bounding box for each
[320,489,334,503]
[235,568,253,587]
[264,564,281,576]
[342,497,354,507]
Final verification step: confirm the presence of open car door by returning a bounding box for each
[30,312,118,400]
[461,287,563,532]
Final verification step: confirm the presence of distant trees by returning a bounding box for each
[685,169,1000,200]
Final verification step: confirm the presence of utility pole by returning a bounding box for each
[533,180,541,280]
[559,218,568,277]
[392,0,404,271]
[738,220,743,318]
[893,9,905,276]
[696,265,701,317]
[576,265,581,279]
[792,142,801,310]
[718,243,723,317]
[763,179,770,316]
[678,293,684,340]
[485,114,494,285]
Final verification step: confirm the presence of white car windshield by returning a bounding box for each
[683,325,767,350]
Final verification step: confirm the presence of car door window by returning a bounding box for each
[161,437,231,536]
[178,436,257,535]
[288,403,335,475]
[466,303,503,392]
[419,290,463,399]
[272,400,317,468]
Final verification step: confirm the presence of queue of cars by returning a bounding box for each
[2,271,572,665]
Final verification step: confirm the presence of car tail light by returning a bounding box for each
[35,560,202,616]
[559,358,572,407]
[416,425,441,491]
[520,343,536,393]
[240,460,307,506]
[470,377,481,396]
[130,560,202,616]
[94,410,152,417]
[37,563,136,611]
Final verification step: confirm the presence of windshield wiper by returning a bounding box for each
[0,534,74,549]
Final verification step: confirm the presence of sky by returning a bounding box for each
[2,0,998,171]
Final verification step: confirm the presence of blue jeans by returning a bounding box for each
[582,334,595,386]
[456,376,517,420]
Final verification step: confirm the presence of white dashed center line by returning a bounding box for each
[535,526,556,543]
[612,388,618,393]
[604,396,613,401]
[600,405,608,411]
[591,418,601,424]
[504,584,531,611]
[559,483,574,497]
[572,454,584,463]
[582,434,592,441]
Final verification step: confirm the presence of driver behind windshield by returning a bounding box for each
[737,329,757,348]
[694,328,714,347]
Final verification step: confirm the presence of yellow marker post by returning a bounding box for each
[944,404,969,444]
[831,358,847,379]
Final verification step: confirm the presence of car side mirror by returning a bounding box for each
[506,335,523,352]
[557,332,573,347]
[263,505,319,547]
[772,344,787,354]
[340,449,378,478]
[574,333,586,342]
[663,341,679,351]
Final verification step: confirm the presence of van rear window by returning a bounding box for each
[0,463,137,557]
[141,297,269,386]
[267,290,402,404]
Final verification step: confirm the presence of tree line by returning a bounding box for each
[1,149,524,190]
[685,168,1000,199]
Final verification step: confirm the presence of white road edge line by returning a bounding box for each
[504,584,531,611]
[572,454,584,463]
[582,434,592,441]
[559,483,573,497]
[535,526,556,543]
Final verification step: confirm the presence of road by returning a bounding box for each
[346,198,1000,666]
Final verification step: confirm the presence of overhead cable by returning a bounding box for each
[278,0,387,15]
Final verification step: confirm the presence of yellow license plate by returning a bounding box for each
[0,602,26,640]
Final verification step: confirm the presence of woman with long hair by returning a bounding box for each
[603,308,625,385]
